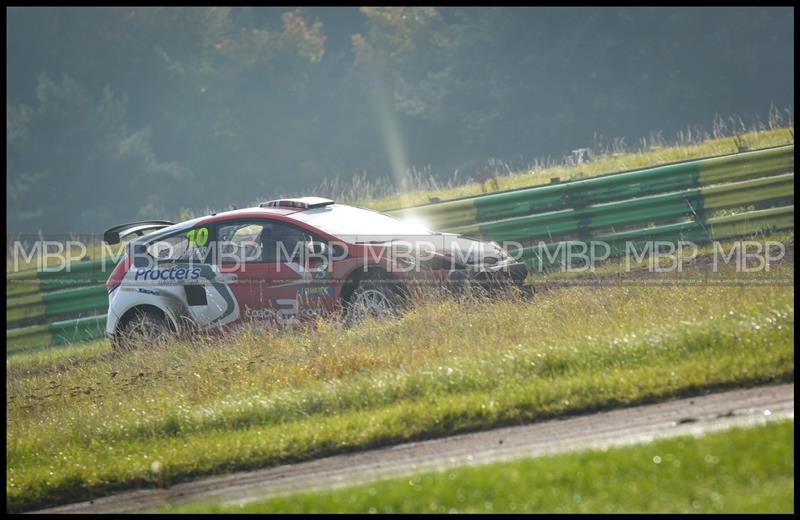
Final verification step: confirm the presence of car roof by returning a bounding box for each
[135,205,335,245]
[194,206,299,225]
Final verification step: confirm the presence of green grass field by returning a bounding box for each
[6,259,794,512]
[173,420,794,513]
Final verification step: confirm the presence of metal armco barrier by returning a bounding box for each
[388,145,793,230]
[441,173,793,242]
[6,258,119,297]
[7,284,109,328]
[521,205,795,269]
[5,144,795,352]
[7,315,108,355]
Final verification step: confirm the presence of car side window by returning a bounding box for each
[146,232,191,262]
[260,222,312,263]
[217,222,265,265]
[216,220,321,265]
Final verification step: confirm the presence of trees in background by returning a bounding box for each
[6,7,794,233]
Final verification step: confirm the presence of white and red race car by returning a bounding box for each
[103,197,531,348]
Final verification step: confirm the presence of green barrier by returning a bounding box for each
[594,205,794,261]
[521,205,794,269]
[7,315,108,353]
[451,173,793,243]
[6,292,46,325]
[6,257,120,296]
[703,173,794,210]
[50,315,108,346]
[5,268,38,281]
[6,279,42,298]
[708,205,795,240]
[6,253,118,349]
[389,145,793,229]
[7,285,109,328]
[697,147,795,185]
[6,323,52,354]
[43,285,109,318]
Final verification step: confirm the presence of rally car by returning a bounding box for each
[103,197,532,349]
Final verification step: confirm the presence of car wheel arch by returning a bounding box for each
[340,265,403,305]
[116,304,177,334]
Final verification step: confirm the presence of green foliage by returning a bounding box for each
[5,7,794,233]
[6,74,187,232]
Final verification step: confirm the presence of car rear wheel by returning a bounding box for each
[112,308,172,352]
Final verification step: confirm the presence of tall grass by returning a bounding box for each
[7,266,794,511]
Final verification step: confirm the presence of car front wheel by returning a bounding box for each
[345,278,405,324]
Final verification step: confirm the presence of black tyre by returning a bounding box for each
[345,276,406,324]
[112,307,173,352]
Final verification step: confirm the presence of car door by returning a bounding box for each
[215,219,309,326]
[258,219,338,322]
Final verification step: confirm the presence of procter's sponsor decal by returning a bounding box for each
[134,267,202,282]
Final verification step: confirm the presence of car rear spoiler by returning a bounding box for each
[103,220,175,245]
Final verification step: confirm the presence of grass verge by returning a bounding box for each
[6,267,794,512]
[352,127,794,211]
[175,420,794,513]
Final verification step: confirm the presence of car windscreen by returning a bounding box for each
[289,205,434,241]
[138,218,205,262]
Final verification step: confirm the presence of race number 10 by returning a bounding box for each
[186,227,209,247]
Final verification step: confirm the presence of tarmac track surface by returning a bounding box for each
[33,382,794,513]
